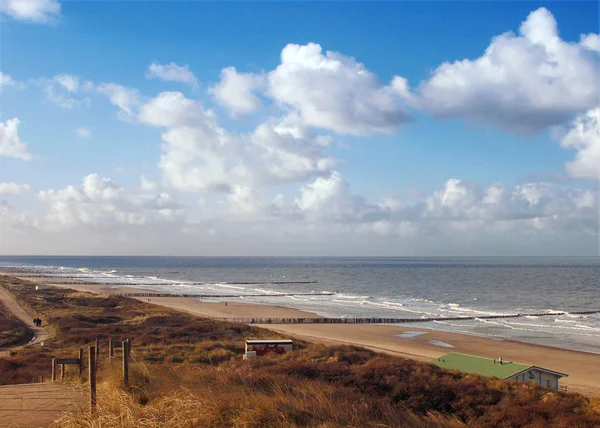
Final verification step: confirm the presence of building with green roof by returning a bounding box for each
[432,353,568,391]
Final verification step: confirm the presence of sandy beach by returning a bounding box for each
[7,273,600,397]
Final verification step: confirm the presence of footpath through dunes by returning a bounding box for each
[0,284,50,356]
[0,383,86,428]
[0,283,85,428]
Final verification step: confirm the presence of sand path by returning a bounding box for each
[0,286,49,355]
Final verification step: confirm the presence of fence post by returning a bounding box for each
[61,363,65,380]
[122,340,129,387]
[78,348,83,377]
[51,358,56,382]
[109,338,113,359]
[89,346,96,413]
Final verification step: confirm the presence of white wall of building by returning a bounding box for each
[508,368,561,390]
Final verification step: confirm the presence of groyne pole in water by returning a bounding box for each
[31,279,319,285]
[215,310,600,325]
[113,292,334,298]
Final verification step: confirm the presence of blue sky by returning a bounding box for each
[0,1,598,256]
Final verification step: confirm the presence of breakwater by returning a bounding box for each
[216,310,600,324]
[116,292,334,298]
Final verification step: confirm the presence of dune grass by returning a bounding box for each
[1,275,599,427]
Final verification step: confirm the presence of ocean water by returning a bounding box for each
[1,256,598,354]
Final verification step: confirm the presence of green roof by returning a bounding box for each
[432,353,532,379]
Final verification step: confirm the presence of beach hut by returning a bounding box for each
[432,352,568,391]
[244,339,293,358]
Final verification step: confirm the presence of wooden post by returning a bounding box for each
[61,364,65,380]
[78,348,83,377]
[89,346,96,413]
[51,358,56,382]
[126,338,131,357]
[109,338,113,359]
[122,340,129,387]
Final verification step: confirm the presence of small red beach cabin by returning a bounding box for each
[244,339,293,359]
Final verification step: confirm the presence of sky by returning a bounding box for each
[0,0,598,256]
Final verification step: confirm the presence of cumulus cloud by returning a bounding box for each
[146,62,198,87]
[139,91,215,128]
[267,43,411,135]
[294,172,381,222]
[415,7,600,135]
[39,74,93,109]
[209,66,266,116]
[139,91,335,192]
[0,182,30,195]
[37,173,184,230]
[209,43,411,133]
[422,178,598,235]
[0,118,32,160]
[97,83,141,119]
[559,108,600,180]
[0,0,60,23]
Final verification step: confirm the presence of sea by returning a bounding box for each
[1,256,598,354]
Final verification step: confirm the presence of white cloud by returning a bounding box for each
[97,83,141,119]
[1,173,596,255]
[138,91,336,192]
[209,66,265,116]
[75,127,91,138]
[139,91,215,128]
[0,118,32,160]
[37,173,184,230]
[227,185,263,215]
[581,33,600,52]
[559,108,600,180]
[268,43,411,135]
[294,172,377,222]
[54,74,79,92]
[415,8,600,135]
[0,182,30,195]
[146,62,198,87]
[0,71,23,90]
[421,178,597,235]
[40,74,93,109]
[140,176,159,191]
[0,0,60,23]
[250,114,336,183]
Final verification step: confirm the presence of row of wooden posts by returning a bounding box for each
[51,338,132,413]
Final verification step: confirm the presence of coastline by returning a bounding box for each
[5,272,600,397]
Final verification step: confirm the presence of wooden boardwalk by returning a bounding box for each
[0,383,86,428]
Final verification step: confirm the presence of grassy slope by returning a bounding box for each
[1,275,599,428]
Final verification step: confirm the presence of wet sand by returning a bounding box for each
[7,273,600,397]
